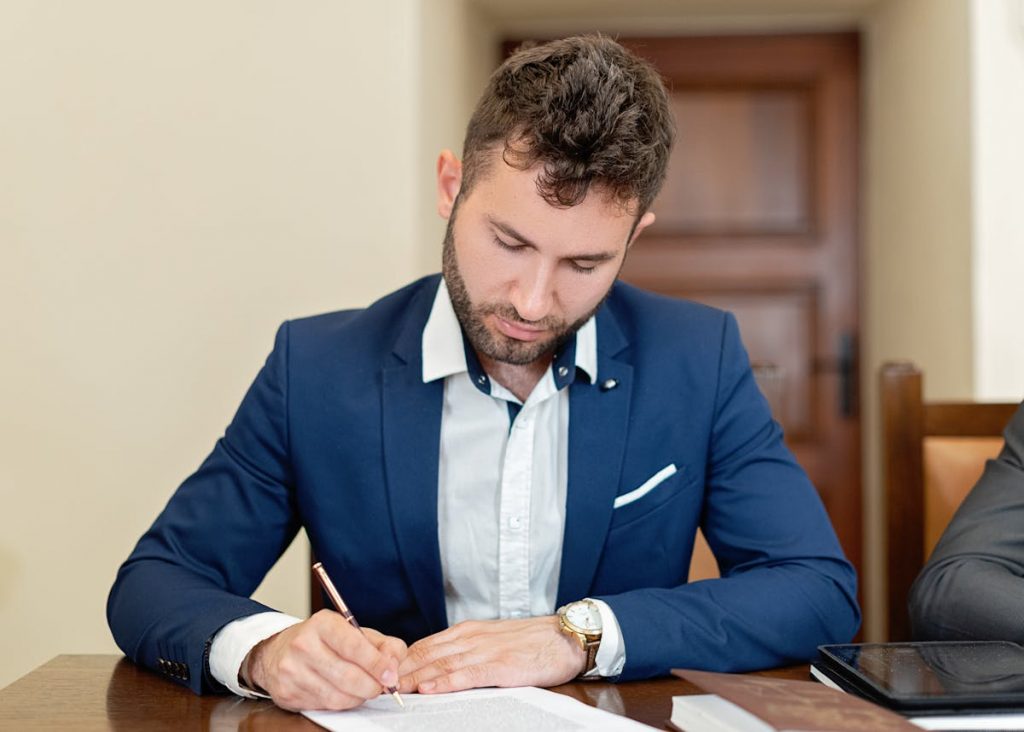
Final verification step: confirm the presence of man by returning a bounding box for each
[107,35,859,712]
[910,401,1024,641]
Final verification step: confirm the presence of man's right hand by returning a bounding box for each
[242,609,407,711]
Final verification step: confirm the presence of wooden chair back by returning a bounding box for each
[880,361,1016,640]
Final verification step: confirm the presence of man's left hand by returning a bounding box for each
[398,616,586,693]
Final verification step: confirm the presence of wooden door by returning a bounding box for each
[615,34,862,581]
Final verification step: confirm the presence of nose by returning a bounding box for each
[510,262,555,323]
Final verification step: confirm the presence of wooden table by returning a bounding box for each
[0,655,809,730]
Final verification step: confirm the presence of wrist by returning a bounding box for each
[240,636,272,694]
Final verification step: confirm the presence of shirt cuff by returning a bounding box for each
[209,611,303,698]
[586,598,626,678]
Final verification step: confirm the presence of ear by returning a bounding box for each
[627,211,656,248]
[436,150,463,220]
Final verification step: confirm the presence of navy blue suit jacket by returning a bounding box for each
[107,275,859,693]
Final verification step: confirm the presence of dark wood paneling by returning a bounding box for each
[616,33,863,583]
[655,87,813,235]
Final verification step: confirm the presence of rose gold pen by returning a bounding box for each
[312,562,405,708]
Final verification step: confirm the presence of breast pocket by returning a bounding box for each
[609,463,687,531]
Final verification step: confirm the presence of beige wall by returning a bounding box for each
[860,0,975,639]
[417,0,501,273]
[0,0,429,688]
[972,0,1024,402]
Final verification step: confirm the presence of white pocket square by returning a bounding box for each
[613,463,678,509]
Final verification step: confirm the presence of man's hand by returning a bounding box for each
[398,616,586,694]
[243,609,407,711]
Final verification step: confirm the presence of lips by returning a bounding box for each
[493,315,547,342]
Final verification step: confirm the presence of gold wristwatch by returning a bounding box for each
[557,599,603,675]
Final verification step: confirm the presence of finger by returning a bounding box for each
[279,618,386,701]
[419,620,483,645]
[400,659,448,693]
[397,673,418,694]
[403,637,469,673]
[361,628,407,685]
[403,649,484,693]
[275,631,385,705]
[307,631,394,701]
[311,651,386,708]
[291,665,369,711]
[316,613,394,686]
[316,654,386,702]
[363,627,408,656]
[265,653,364,712]
[418,663,497,694]
[400,643,456,684]
[378,635,408,665]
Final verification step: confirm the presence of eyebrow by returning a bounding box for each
[488,217,620,263]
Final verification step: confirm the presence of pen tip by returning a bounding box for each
[393,691,405,708]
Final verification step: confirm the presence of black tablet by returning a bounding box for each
[817,641,1024,713]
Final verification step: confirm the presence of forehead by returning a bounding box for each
[462,156,638,252]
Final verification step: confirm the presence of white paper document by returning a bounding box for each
[302,687,653,731]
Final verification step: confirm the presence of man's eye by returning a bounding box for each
[494,236,523,252]
[570,260,598,274]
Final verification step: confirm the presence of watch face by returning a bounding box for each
[566,601,602,633]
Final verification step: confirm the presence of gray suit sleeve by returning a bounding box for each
[910,401,1024,641]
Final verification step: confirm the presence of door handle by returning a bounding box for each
[812,332,858,418]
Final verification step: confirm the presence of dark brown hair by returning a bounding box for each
[461,34,674,214]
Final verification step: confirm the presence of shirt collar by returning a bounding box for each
[421,278,598,387]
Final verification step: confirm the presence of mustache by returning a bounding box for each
[476,302,565,331]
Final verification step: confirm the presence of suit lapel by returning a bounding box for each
[557,305,633,607]
[381,278,448,633]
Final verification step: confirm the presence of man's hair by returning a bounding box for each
[461,34,674,214]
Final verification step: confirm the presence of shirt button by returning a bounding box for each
[557,366,569,378]
[477,375,487,385]
[508,515,522,529]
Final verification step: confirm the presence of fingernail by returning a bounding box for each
[382,669,397,686]
[420,680,435,692]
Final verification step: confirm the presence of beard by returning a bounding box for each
[441,215,608,367]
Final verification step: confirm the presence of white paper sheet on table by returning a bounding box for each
[302,687,653,731]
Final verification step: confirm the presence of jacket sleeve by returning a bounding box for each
[910,402,1024,641]
[106,322,300,694]
[597,313,860,680]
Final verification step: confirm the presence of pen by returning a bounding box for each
[312,562,405,709]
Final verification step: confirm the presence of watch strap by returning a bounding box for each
[583,636,600,673]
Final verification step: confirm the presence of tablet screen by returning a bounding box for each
[822,642,1024,704]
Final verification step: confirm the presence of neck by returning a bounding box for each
[478,352,552,402]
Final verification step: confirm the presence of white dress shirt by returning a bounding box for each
[209,279,625,697]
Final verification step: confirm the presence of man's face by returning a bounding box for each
[439,153,652,367]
